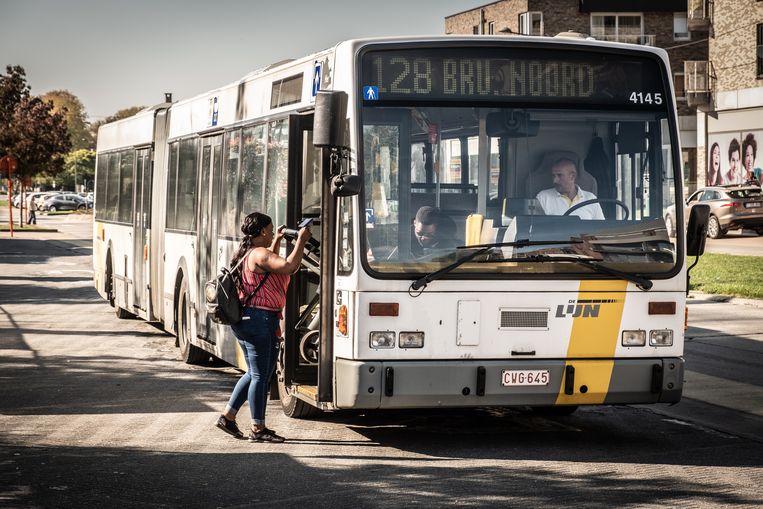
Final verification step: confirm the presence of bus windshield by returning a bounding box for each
[359,46,679,277]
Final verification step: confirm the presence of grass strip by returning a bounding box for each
[688,252,763,299]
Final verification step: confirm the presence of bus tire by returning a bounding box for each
[276,355,320,419]
[105,254,115,308]
[177,280,207,365]
[115,305,134,319]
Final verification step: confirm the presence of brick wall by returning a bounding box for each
[710,0,763,92]
[445,0,529,35]
[529,0,588,36]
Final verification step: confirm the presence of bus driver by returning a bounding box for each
[535,158,604,220]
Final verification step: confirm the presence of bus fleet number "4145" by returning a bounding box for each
[629,91,663,105]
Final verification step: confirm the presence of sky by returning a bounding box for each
[1,0,487,121]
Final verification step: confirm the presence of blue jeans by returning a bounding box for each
[226,307,280,425]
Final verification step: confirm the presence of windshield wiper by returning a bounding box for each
[409,239,582,292]
[515,254,653,291]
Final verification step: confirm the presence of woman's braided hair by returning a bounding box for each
[230,212,272,281]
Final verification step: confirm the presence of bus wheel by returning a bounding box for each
[276,351,320,419]
[531,405,578,416]
[177,281,207,364]
[115,305,133,319]
[105,255,115,308]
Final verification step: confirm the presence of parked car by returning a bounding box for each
[665,185,763,239]
[78,191,94,207]
[41,193,88,212]
[13,191,56,210]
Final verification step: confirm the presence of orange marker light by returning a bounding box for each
[369,302,399,316]
[648,302,676,315]
[337,305,348,336]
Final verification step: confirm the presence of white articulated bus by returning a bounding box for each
[94,35,709,418]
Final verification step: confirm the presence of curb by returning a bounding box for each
[0,228,59,233]
[688,291,763,308]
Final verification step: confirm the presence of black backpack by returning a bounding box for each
[205,253,269,325]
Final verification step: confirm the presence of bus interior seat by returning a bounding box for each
[465,214,483,245]
[524,150,598,198]
[465,213,507,247]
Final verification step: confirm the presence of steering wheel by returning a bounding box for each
[563,198,629,220]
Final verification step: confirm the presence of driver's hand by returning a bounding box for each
[297,227,312,243]
[275,225,286,241]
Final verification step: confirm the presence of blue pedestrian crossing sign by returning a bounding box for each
[363,86,379,101]
[312,62,322,97]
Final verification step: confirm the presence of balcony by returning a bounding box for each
[684,60,715,107]
[687,0,712,31]
[592,34,656,46]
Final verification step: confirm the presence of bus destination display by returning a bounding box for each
[361,48,666,106]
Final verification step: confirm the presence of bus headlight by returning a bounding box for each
[622,330,646,346]
[399,331,424,348]
[650,329,673,346]
[370,331,395,349]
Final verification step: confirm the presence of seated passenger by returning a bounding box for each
[411,206,458,257]
[535,158,604,220]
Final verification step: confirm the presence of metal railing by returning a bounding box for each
[687,0,712,31]
[684,60,715,106]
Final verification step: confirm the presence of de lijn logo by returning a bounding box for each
[555,299,620,318]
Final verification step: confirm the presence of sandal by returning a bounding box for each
[249,427,285,443]
[216,415,244,439]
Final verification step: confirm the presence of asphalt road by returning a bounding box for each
[1,214,762,508]
[703,229,763,256]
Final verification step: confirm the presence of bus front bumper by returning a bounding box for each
[334,357,683,409]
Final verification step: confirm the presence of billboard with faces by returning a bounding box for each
[707,130,763,186]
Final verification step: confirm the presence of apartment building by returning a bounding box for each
[688,0,763,187]
[445,0,709,190]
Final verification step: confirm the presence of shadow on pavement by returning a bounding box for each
[685,326,763,387]
[1,440,759,508]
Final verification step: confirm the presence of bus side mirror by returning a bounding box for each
[331,174,361,197]
[314,91,348,148]
[686,204,710,257]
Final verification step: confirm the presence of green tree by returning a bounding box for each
[42,90,93,150]
[0,65,30,157]
[0,66,72,182]
[11,95,72,180]
[62,149,96,190]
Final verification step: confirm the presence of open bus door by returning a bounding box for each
[278,113,325,416]
[278,92,358,416]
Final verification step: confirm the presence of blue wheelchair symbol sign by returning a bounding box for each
[363,86,379,101]
[312,63,322,97]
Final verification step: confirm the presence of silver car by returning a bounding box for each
[666,185,763,239]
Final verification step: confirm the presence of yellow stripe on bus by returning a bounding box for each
[555,279,627,405]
